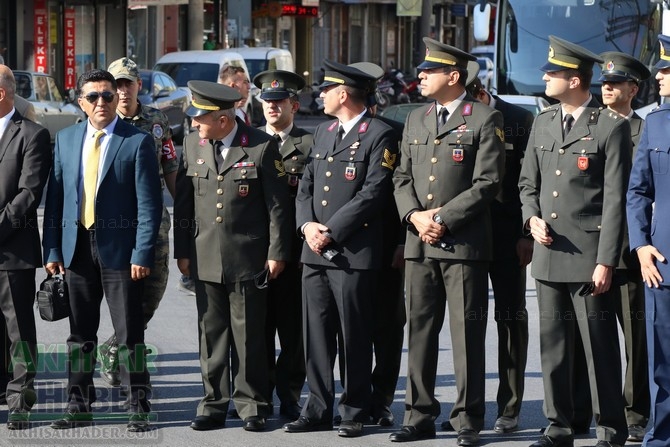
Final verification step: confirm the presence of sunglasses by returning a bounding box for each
[82,91,116,104]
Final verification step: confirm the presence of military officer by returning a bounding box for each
[283,60,397,438]
[390,38,504,447]
[627,34,670,447]
[253,69,311,421]
[465,62,533,435]
[519,35,631,447]
[173,81,292,432]
[98,57,180,387]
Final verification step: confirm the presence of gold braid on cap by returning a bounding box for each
[191,99,221,111]
[323,76,346,84]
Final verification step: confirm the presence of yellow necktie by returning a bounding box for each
[81,130,105,228]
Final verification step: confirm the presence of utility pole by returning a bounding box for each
[188,0,204,50]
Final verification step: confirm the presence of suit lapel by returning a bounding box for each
[0,114,20,163]
[219,126,249,173]
[630,114,643,140]
[100,121,124,181]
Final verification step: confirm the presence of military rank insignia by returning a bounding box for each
[239,184,249,197]
[345,165,356,180]
[288,175,299,186]
[382,148,397,170]
[452,148,464,162]
[577,156,589,171]
[274,159,286,177]
[462,103,472,116]
[241,134,249,147]
[495,127,505,143]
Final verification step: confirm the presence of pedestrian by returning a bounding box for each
[349,61,406,428]
[282,60,397,438]
[389,38,504,447]
[464,61,533,435]
[0,64,52,430]
[252,69,311,421]
[218,65,251,125]
[173,80,292,432]
[42,69,162,432]
[626,33,670,447]
[519,35,631,447]
[95,57,180,388]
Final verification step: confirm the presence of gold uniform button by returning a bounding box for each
[363,223,368,227]
[216,188,223,195]
[427,193,434,200]
[326,171,332,177]
[597,225,602,230]
[550,212,558,219]
[292,156,298,160]
[217,175,224,181]
[552,191,559,198]
[434,139,440,145]
[456,140,461,144]
[215,216,223,223]
[413,139,419,144]
[241,175,247,179]
[216,203,223,209]
[431,157,438,163]
[321,200,328,206]
[324,186,330,192]
[555,170,562,176]
[558,149,565,155]
[194,172,199,177]
[241,169,247,175]
[581,149,586,154]
[429,175,436,182]
[315,154,320,158]
[291,167,296,172]
[328,156,334,162]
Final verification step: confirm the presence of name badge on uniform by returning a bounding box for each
[577,156,589,171]
[288,174,299,186]
[345,165,356,180]
[239,184,249,197]
[452,148,464,162]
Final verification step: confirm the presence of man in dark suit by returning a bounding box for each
[464,62,533,435]
[43,69,162,432]
[390,38,504,447]
[519,35,630,447]
[283,60,397,438]
[253,69,312,420]
[627,33,670,447]
[0,65,51,430]
[173,81,292,432]
[598,52,651,443]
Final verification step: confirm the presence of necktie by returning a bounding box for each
[243,111,250,126]
[273,133,282,145]
[214,140,225,170]
[81,130,105,228]
[335,125,344,147]
[563,114,574,139]
[439,107,449,127]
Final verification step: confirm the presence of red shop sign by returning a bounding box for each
[34,0,48,73]
[64,8,76,90]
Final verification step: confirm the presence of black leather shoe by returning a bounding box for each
[190,415,226,431]
[283,416,332,433]
[372,405,395,426]
[458,429,480,446]
[627,425,645,442]
[389,425,437,442]
[127,413,150,432]
[441,420,455,431]
[7,410,30,430]
[529,435,574,447]
[279,401,302,420]
[338,420,363,437]
[50,410,94,429]
[494,416,519,433]
[243,416,266,432]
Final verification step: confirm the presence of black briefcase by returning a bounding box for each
[36,275,70,322]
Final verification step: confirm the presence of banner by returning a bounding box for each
[64,8,76,90]
[34,0,48,73]
[397,0,422,17]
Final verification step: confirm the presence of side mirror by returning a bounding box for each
[473,2,491,42]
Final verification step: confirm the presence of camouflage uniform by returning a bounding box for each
[99,102,177,379]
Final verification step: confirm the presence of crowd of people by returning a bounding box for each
[0,32,669,447]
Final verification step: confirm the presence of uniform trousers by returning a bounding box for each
[195,278,270,421]
[536,280,627,444]
[403,258,488,432]
[301,265,374,422]
[65,226,150,412]
[0,269,37,411]
[643,285,670,446]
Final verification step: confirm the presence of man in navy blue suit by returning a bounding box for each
[42,69,162,432]
[627,34,670,447]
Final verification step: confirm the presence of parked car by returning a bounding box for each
[377,103,423,124]
[138,69,190,143]
[476,57,494,91]
[497,94,550,116]
[13,71,85,143]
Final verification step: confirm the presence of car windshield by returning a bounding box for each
[153,62,220,87]
[244,60,268,80]
[477,59,488,71]
[498,0,659,99]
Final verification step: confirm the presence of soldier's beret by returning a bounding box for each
[541,35,603,73]
[253,70,305,101]
[598,52,650,83]
[186,80,241,117]
[418,37,476,70]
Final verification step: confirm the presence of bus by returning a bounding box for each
[473,0,670,111]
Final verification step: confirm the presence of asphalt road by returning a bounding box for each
[10,130,634,446]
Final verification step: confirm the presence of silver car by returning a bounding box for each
[13,71,85,143]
